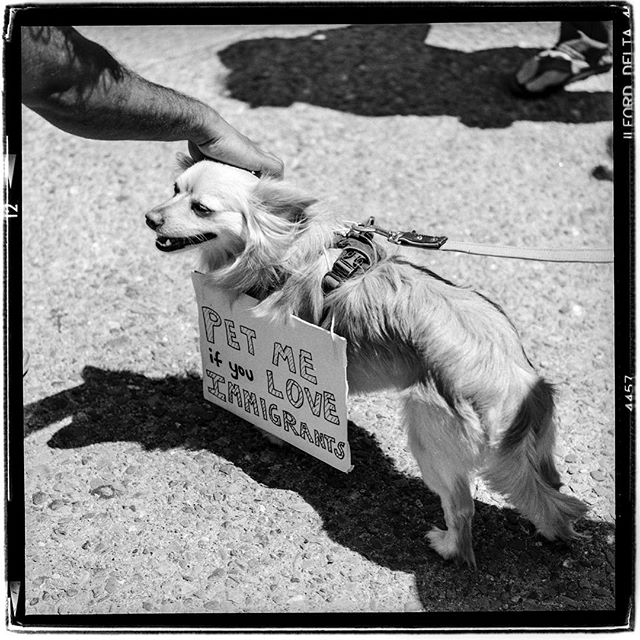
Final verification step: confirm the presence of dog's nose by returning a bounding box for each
[145,210,163,231]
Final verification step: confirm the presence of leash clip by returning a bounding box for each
[355,217,448,250]
[391,230,448,249]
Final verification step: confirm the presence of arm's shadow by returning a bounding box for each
[218,24,611,128]
[24,366,615,611]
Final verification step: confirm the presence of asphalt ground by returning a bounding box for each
[21,23,615,620]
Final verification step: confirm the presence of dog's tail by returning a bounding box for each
[484,377,588,540]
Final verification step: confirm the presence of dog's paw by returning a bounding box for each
[427,527,476,568]
[427,527,458,559]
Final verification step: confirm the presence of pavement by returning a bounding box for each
[21,23,616,620]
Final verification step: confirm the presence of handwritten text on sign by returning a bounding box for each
[192,273,351,472]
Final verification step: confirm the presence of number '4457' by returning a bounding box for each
[624,376,634,412]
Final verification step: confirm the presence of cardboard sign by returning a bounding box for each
[192,273,352,472]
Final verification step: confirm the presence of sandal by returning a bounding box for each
[511,30,612,97]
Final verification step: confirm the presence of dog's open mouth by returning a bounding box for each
[155,233,217,252]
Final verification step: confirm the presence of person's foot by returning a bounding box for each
[511,30,612,97]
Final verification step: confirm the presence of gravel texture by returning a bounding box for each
[22,23,616,619]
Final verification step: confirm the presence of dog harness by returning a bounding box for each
[321,217,448,294]
[321,227,378,294]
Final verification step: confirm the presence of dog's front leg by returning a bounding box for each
[403,385,478,568]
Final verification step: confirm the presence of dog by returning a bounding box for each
[145,156,588,567]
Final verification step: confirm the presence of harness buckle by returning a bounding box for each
[322,229,378,294]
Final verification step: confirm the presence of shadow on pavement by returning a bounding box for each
[24,366,615,611]
[217,24,612,128]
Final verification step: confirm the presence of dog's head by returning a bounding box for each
[145,156,316,271]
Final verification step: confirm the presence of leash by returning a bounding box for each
[350,217,614,264]
[321,217,613,294]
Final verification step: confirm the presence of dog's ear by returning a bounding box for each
[252,179,317,222]
[176,152,196,172]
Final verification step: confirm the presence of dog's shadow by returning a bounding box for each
[24,366,615,611]
[218,24,612,129]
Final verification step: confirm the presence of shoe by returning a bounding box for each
[511,30,612,97]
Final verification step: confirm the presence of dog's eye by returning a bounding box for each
[192,202,212,216]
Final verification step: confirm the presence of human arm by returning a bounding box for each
[21,26,283,177]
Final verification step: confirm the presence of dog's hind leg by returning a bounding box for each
[483,378,588,541]
[403,385,481,568]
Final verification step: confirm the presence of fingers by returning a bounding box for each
[256,150,285,179]
[187,140,206,162]
[196,138,284,179]
[190,119,284,179]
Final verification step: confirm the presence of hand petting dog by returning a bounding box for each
[21,26,284,179]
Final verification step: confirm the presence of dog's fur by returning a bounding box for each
[146,157,588,567]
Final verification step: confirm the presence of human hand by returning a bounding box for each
[189,111,284,179]
[21,25,286,178]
